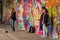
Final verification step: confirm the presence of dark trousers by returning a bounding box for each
[40,22,43,30]
[10,19,15,31]
[51,23,53,36]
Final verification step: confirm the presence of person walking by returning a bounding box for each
[10,8,16,31]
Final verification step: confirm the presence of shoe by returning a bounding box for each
[13,30,15,32]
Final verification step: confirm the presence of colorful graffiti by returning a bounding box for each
[3,0,60,37]
[16,0,60,37]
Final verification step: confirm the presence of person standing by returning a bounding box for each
[40,6,49,37]
[10,8,16,31]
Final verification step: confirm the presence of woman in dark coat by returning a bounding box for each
[10,8,16,31]
[40,6,49,31]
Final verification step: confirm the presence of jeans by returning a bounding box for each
[10,19,15,31]
[43,24,48,36]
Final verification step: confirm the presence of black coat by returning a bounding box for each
[11,12,16,21]
[44,13,49,26]
[40,13,49,26]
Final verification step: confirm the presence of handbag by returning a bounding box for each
[38,30,43,35]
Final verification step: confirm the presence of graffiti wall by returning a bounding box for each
[3,0,17,24]
[16,0,60,34]
[2,0,60,36]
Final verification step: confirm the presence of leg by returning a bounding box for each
[11,19,15,31]
[40,23,43,30]
[12,20,15,31]
[10,19,13,30]
[29,26,31,32]
[51,24,53,37]
[29,26,32,32]
[43,24,45,36]
[45,27,48,37]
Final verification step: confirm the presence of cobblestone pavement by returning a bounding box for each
[0,23,59,40]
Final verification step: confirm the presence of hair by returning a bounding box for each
[42,6,48,13]
[11,8,14,11]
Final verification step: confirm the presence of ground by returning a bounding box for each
[0,23,59,40]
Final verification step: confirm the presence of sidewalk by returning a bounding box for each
[0,23,58,40]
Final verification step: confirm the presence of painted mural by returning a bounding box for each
[3,0,60,37]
